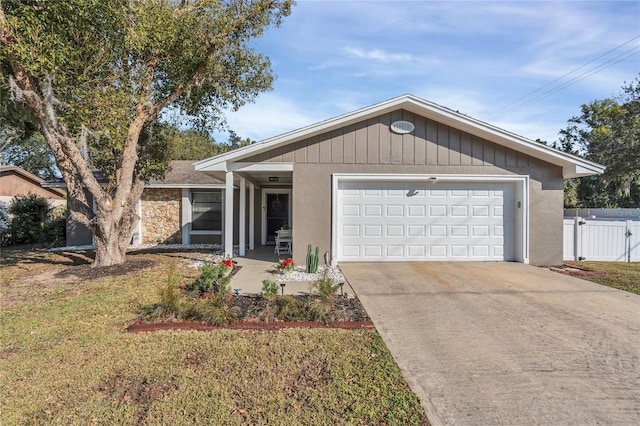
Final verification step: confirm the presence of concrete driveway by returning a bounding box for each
[339,262,640,426]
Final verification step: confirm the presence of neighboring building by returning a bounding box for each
[60,95,605,265]
[0,165,66,208]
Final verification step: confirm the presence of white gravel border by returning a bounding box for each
[50,243,227,253]
[49,243,344,283]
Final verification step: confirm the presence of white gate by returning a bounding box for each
[563,218,639,262]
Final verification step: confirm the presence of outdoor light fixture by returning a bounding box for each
[425,177,438,183]
[280,282,286,295]
[269,176,279,182]
[338,282,344,296]
[234,288,241,298]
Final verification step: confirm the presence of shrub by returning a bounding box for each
[183,297,239,325]
[190,261,230,297]
[0,204,10,246]
[157,280,183,319]
[5,194,65,245]
[310,273,340,306]
[274,295,307,321]
[261,279,279,299]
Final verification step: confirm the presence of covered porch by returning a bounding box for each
[198,162,294,259]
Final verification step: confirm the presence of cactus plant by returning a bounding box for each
[306,244,320,273]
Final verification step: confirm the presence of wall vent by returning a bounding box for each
[390,120,415,134]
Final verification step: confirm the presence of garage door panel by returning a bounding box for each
[338,180,516,261]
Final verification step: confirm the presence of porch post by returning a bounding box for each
[249,183,255,250]
[239,177,246,257]
[225,171,234,258]
[181,188,190,245]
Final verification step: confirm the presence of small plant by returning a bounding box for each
[182,297,239,325]
[306,244,319,273]
[261,279,279,299]
[155,263,184,319]
[191,261,230,296]
[222,258,235,269]
[157,281,182,318]
[274,295,307,321]
[278,258,294,272]
[310,271,340,306]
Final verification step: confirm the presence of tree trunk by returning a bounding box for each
[91,205,140,268]
[93,232,127,267]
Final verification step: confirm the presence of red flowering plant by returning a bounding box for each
[278,258,294,272]
[221,258,235,269]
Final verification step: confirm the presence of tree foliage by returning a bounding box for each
[558,78,640,208]
[2,133,58,179]
[1,0,292,266]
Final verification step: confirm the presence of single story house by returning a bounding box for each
[0,165,66,209]
[60,95,605,265]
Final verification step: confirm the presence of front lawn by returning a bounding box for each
[0,249,428,425]
[563,261,640,294]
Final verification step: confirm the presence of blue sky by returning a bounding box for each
[217,0,639,146]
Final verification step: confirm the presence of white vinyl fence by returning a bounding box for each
[563,217,639,262]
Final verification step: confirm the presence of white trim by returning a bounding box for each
[146,183,225,189]
[249,183,255,250]
[224,171,234,257]
[132,199,142,245]
[190,230,222,235]
[181,189,191,244]
[331,173,529,265]
[239,177,246,256]
[194,94,604,179]
[230,162,294,172]
[261,188,292,245]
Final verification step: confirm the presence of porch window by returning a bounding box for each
[192,191,222,231]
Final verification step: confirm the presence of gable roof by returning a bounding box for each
[0,165,66,198]
[147,160,224,187]
[42,160,224,188]
[194,94,605,179]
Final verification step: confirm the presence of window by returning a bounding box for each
[192,191,222,231]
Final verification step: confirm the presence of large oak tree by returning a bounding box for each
[0,0,291,266]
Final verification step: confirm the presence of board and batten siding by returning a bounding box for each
[243,110,542,168]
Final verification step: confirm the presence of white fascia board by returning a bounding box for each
[194,96,415,171]
[193,158,229,172]
[145,183,226,189]
[229,162,294,172]
[404,100,605,175]
[332,173,529,183]
[194,94,605,175]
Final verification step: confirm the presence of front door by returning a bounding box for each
[265,192,290,244]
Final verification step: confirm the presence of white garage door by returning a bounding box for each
[337,180,515,261]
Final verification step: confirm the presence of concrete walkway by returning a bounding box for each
[230,246,354,296]
[340,262,640,426]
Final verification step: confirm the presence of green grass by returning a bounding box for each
[0,251,428,425]
[564,261,640,294]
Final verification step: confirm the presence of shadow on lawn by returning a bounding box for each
[0,247,93,267]
[1,247,221,282]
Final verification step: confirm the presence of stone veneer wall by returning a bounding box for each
[141,188,182,244]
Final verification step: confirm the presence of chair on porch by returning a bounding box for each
[274,229,292,255]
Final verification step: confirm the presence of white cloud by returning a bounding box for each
[342,47,416,64]
[214,0,638,147]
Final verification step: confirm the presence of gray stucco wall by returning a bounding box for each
[248,109,564,266]
[293,164,563,266]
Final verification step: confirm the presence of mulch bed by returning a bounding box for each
[128,294,374,333]
[550,264,606,277]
